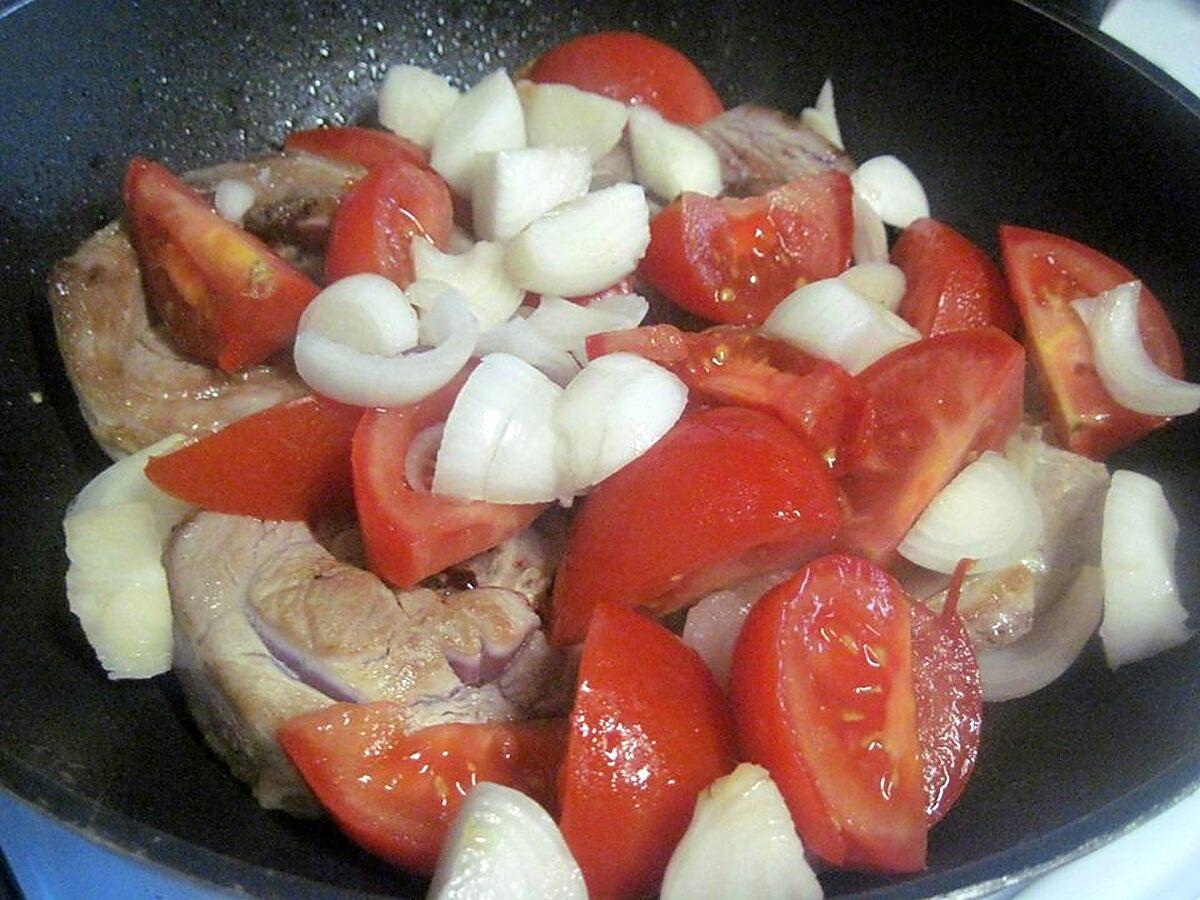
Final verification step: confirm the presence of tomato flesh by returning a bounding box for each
[284,126,428,170]
[640,173,854,325]
[549,405,843,645]
[144,394,363,521]
[892,217,1017,336]
[558,603,737,898]
[1000,225,1185,459]
[277,703,566,875]
[528,31,723,125]
[124,157,321,372]
[730,555,927,872]
[839,328,1025,564]
[324,157,453,286]
[351,377,545,587]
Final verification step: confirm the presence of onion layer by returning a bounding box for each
[851,155,930,228]
[852,190,889,265]
[213,179,256,223]
[661,764,823,900]
[519,80,630,162]
[430,69,526,195]
[472,145,592,242]
[377,64,461,148]
[298,274,418,356]
[800,78,842,150]
[627,105,722,201]
[760,277,920,374]
[413,239,525,331]
[682,571,793,690]
[1099,470,1193,668]
[1072,281,1200,416]
[839,261,906,311]
[899,451,1043,574]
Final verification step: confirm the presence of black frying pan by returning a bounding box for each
[0,1,1197,897]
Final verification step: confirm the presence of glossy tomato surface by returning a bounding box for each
[284,126,428,170]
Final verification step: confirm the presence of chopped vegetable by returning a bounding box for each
[627,105,723,200]
[518,80,629,161]
[472,145,592,242]
[430,69,526,195]
[412,239,525,330]
[850,155,930,228]
[284,125,428,169]
[377,64,461,148]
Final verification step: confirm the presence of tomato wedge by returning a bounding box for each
[352,376,545,588]
[892,217,1017,337]
[549,406,842,645]
[729,555,927,872]
[277,703,566,875]
[1000,225,1185,459]
[558,603,737,898]
[324,157,454,286]
[586,324,872,472]
[527,31,723,125]
[640,172,854,325]
[839,328,1025,564]
[123,157,321,372]
[145,394,363,521]
[284,125,428,170]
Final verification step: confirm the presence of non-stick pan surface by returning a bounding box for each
[0,1,1197,897]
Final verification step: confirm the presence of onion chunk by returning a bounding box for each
[627,105,722,201]
[412,239,525,331]
[800,78,843,150]
[430,69,525,195]
[519,80,629,161]
[851,155,930,228]
[472,145,592,242]
[377,64,461,148]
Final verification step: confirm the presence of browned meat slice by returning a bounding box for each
[167,512,571,815]
[49,153,360,459]
[696,103,855,196]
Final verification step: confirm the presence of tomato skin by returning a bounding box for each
[549,406,842,646]
[528,31,723,125]
[144,394,363,521]
[284,126,428,170]
[892,218,1018,337]
[558,603,737,899]
[123,157,321,372]
[277,704,566,875]
[351,377,545,588]
[324,157,454,286]
[730,555,927,872]
[640,173,854,325]
[839,328,1025,564]
[1000,225,1185,459]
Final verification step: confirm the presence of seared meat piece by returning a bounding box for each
[49,153,360,458]
[696,103,855,196]
[167,513,570,815]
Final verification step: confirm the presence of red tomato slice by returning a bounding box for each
[123,157,321,372]
[1000,225,1185,459]
[351,377,545,587]
[145,394,363,521]
[558,603,737,898]
[640,173,854,325]
[549,406,843,645]
[838,328,1025,564]
[911,598,982,824]
[284,126,428,170]
[324,157,453,286]
[729,555,927,872]
[892,218,1018,337]
[527,31,723,125]
[587,324,873,473]
[277,703,566,875]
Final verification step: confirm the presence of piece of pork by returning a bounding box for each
[918,426,1109,648]
[696,103,855,196]
[167,512,571,816]
[48,153,360,459]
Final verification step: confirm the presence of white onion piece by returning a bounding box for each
[504,183,651,296]
[627,106,722,201]
[404,424,443,494]
[977,565,1104,701]
[851,155,930,228]
[839,262,906,312]
[1098,470,1193,668]
[899,451,1044,574]
[761,278,920,374]
[1072,281,1200,416]
[428,782,586,900]
[556,352,687,490]
[477,317,582,385]
[67,433,191,538]
[472,145,592,241]
[587,292,650,323]
[213,179,256,223]
[447,226,475,255]
[430,69,525,195]
[377,64,461,148]
[299,274,419,356]
[434,353,563,503]
[413,239,525,331]
[295,292,478,407]
[661,764,823,900]
[526,294,648,361]
[406,277,457,314]
[682,571,792,691]
[519,79,630,161]
[799,78,842,150]
[852,190,889,265]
